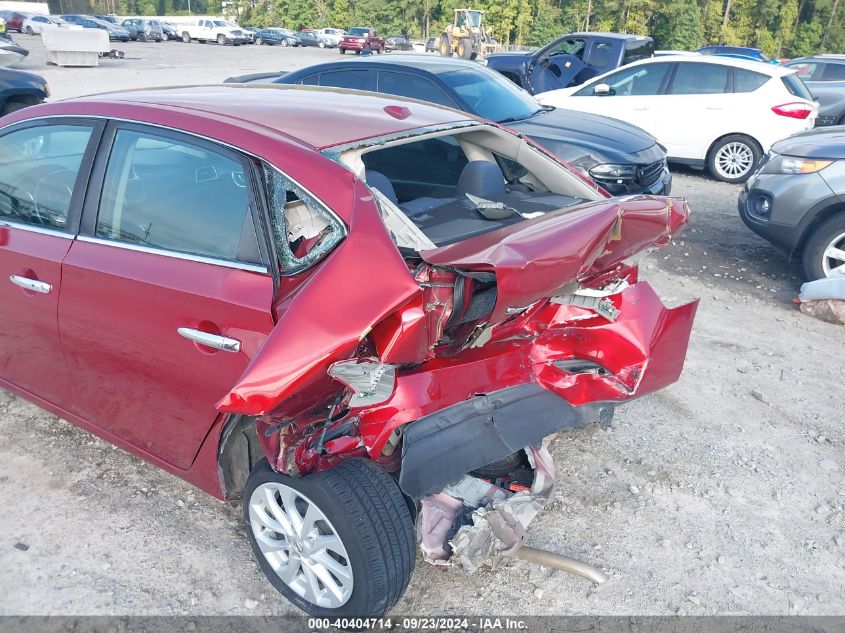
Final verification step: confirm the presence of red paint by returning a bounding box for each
[0,87,698,501]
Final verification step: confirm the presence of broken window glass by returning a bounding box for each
[263,164,346,274]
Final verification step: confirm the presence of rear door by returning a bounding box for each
[58,122,276,469]
[0,118,102,405]
[654,61,734,160]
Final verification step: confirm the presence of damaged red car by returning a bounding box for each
[0,85,697,616]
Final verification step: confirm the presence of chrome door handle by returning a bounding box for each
[177,327,241,353]
[10,275,52,294]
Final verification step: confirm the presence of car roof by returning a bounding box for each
[626,54,790,76]
[52,84,473,150]
[564,32,650,40]
[291,54,485,75]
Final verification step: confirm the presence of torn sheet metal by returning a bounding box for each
[421,197,689,323]
[417,444,556,572]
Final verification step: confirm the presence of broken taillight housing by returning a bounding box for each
[327,359,396,407]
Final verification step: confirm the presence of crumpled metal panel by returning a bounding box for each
[421,197,689,323]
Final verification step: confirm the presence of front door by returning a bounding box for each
[58,123,276,469]
[0,120,100,405]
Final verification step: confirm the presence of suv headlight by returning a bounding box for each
[761,154,833,175]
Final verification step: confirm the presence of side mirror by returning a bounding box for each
[593,83,611,96]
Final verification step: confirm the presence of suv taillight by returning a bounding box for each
[771,102,813,119]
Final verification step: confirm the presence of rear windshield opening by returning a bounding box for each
[355,128,598,247]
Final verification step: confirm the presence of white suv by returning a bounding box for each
[317,27,345,46]
[536,55,818,183]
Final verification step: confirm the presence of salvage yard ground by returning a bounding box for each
[1,39,844,616]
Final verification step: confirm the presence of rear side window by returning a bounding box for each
[734,68,769,93]
[318,70,370,90]
[670,63,729,94]
[96,129,259,263]
[378,71,454,107]
[786,61,820,79]
[623,39,654,64]
[0,124,92,230]
[782,74,813,100]
[821,63,845,81]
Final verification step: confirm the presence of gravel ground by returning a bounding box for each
[1,36,844,617]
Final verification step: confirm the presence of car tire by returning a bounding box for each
[138,32,146,42]
[181,32,190,43]
[439,34,451,57]
[802,212,845,280]
[281,39,289,47]
[244,458,415,617]
[25,26,33,35]
[457,37,472,60]
[255,36,263,45]
[339,47,345,54]
[707,134,761,184]
[217,34,226,45]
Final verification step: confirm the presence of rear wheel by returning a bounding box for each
[802,213,845,280]
[707,134,761,184]
[439,34,451,57]
[339,46,344,54]
[181,32,190,43]
[244,458,415,617]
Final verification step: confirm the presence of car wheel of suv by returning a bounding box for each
[181,32,190,43]
[802,213,845,280]
[25,26,33,35]
[708,135,761,184]
[244,458,414,617]
[138,32,146,42]
[217,34,226,45]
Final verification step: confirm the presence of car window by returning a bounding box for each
[782,73,814,100]
[96,129,258,264]
[786,61,820,80]
[585,41,615,68]
[733,68,770,93]
[576,62,670,96]
[318,70,369,90]
[821,63,845,81]
[0,125,93,231]
[439,67,539,121]
[263,165,344,274]
[669,63,729,94]
[624,39,654,64]
[378,71,454,107]
[546,37,586,59]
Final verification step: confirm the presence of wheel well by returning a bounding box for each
[217,415,264,501]
[706,132,763,162]
[797,202,845,252]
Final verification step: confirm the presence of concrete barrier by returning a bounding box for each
[42,27,110,67]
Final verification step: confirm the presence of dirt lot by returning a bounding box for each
[1,37,844,617]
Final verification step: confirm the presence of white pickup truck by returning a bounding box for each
[180,19,247,45]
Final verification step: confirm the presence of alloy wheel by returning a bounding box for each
[714,142,754,180]
[821,231,845,277]
[248,482,353,608]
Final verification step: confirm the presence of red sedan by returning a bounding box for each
[0,85,697,616]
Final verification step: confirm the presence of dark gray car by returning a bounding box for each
[739,126,845,279]
[226,56,671,196]
[782,55,845,127]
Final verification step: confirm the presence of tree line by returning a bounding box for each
[44,0,844,57]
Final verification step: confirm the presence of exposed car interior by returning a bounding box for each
[339,125,601,248]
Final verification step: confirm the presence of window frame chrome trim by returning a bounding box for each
[76,235,269,274]
[0,219,74,239]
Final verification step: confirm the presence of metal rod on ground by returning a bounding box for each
[515,547,609,584]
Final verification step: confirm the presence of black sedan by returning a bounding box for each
[253,28,297,46]
[0,67,48,116]
[297,31,327,48]
[226,56,671,196]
